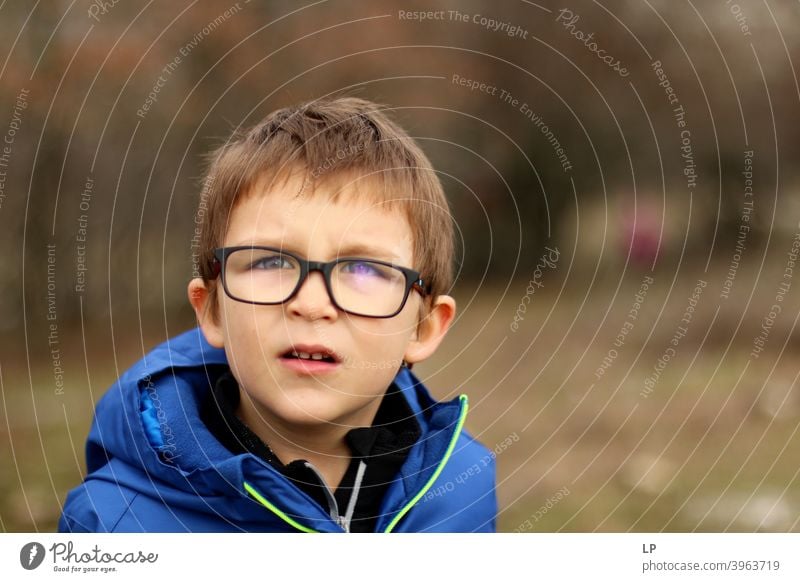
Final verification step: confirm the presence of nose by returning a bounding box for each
[286,270,338,320]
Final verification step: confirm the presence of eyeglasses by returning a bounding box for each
[212,246,428,318]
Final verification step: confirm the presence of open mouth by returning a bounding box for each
[278,344,343,370]
[280,350,339,363]
[278,346,342,375]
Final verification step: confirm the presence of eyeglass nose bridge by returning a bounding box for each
[285,259,338,306]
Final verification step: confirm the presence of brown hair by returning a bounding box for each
[195,96,455,323]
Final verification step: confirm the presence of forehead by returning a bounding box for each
[225,171,415,263]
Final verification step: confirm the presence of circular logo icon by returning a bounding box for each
[19,542,46,570]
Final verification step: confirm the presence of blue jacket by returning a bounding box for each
[58,327,497,532]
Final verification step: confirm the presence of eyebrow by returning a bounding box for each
[228,239,403,263]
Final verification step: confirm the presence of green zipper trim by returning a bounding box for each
[243,481,319,533]
[383,393,469,533]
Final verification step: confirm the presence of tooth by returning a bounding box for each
[311,353,323,360]
[298,351,311,359]
[291,351,299,357]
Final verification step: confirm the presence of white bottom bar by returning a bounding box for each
[1,533,798,581]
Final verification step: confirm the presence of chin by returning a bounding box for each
[269,392,353,427]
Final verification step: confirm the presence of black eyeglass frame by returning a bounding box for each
[212,245,428,319]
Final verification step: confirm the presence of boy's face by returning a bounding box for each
[189,173,455,429]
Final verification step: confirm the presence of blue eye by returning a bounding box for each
[251,254,293,270]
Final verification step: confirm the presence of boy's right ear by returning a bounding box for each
[187,278,225,348]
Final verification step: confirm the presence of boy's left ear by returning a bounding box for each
[403,295,456,365]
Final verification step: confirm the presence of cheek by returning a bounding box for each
[351,312,417,360]
[219,302,273,360]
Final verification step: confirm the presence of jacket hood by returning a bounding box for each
[83,327,470,532]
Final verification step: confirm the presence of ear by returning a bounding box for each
[404,295,456,365]
[187,278,225,348]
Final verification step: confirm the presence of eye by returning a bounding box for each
[251,254,293,270]
[341,260,387,278]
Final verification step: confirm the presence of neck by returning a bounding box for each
[236,395,381,490]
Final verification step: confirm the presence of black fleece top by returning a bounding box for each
[200,370,421,532]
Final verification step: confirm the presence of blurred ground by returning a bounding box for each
[3,261,799,532]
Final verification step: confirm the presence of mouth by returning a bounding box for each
[278,344,342,374]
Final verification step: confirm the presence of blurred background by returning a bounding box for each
[1,0,800,532]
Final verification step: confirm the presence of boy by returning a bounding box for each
[59,97,497,532]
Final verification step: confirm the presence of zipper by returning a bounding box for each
[243,460,365,533]
[243,394,469,533]
[301,461,348,532]
[243,462,350,533]
[301,459,368,532]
